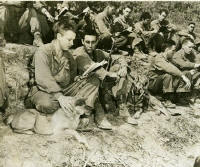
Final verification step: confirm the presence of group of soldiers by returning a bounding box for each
[0,1,200,131]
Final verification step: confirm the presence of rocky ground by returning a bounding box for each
[0,44,200,167]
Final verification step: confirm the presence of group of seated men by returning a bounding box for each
[0,2,200,130]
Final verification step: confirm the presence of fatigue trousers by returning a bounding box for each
[25,76,107,124]
[148,72,192,95]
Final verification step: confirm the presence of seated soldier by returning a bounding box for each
[132,12,157,55]
[25,17,78,117]
[94,3,116,50]
[176,22,196,51]
[171,39,200,103]
[0,1,28,44]
[148,49,191,108]
[112,5,133,53]
[70,27,138,127]
[150,9,177,53]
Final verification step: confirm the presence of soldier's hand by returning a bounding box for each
[115,32,120,37]
[107,72,119,79]
[188,34,195,41]
[181,75,191,90]
[190,69,196,75]
[46,13,55,23]
[127,27,133,32]
[118,67,127,77]
[194,63,200,68]
[57,95,75,117]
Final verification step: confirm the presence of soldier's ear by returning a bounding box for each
[81,39,84,45]
[57,33,62,40]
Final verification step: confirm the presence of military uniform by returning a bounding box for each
[176,30,196,51]
[150,19,177,53]
[113,15,133,50]
[65,46,128,123]
[148,52,190,95]
[133,21,155,54]
[25,40,77,114]
[94,11,113,50]
[172,49,200,89]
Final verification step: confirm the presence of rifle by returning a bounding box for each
[106,37,115,71]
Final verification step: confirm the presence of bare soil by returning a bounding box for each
[0,44,200,167]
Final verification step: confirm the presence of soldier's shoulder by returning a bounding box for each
[73,46,86,56]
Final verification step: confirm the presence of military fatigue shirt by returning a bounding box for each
[133,21,154,47]
[73,46,128,79]
[151,19,177,35]
[113,15,130,32]
[172,49,196,70]
[149,52,183,80]
[33,40,77,94]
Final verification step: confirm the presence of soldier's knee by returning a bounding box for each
[163,74,173,80]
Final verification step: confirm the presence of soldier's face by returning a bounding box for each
[143,18,151,25]
[82,35,98,54]
[183,41,194,54]
[57,30,76,51]
[159,12,167,22]
[123,8,131,18]
[188,24,195,33]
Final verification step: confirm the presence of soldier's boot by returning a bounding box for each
[97,117,112,130]
[94,100,112,130]
[33,32,43,47]
[119,103,138,125]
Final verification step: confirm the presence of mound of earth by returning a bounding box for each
[0,44,200,167]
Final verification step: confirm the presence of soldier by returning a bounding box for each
[148,48,191,108]
[150,9,177,53]
[171,39,200,103]
[112,5,133,52]
[71,27,134,129]
[94,3,116,50]
[133,12,157,55]
[176,22,197,51]
[25,17,78,116]
[0,1,28,43]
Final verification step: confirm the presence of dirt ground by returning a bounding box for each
[1,44,200,167]
[1,104,200,167]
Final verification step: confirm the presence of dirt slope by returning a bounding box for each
[0,44,200,167]
[1,105,200,167]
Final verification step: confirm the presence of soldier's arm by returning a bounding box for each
[73,50,108,81]
[172,52,195,70]
[155,55,183,77]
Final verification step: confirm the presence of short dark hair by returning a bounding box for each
[140,12,151,21]
[119,4,132,14]
[188,22,195,26]
[53,15,76,34]
[81,26,98,40]
[159,9,169,16]
[182,38,194,46]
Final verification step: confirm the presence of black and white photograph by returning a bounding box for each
[0,1,200,167]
